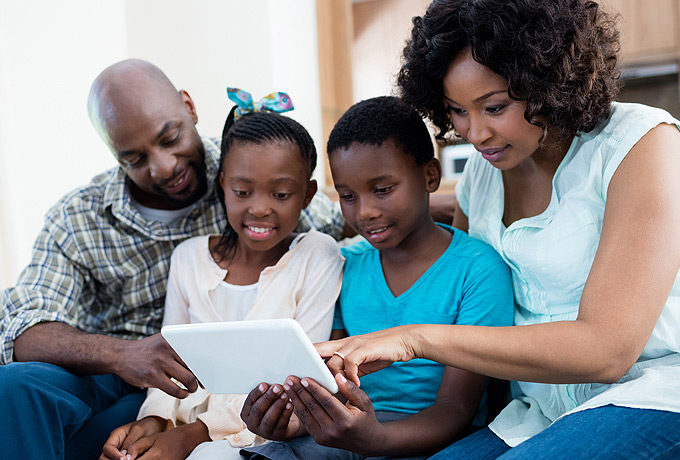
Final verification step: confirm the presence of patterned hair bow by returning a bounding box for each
[227,87,294,120]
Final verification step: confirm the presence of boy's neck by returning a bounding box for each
[379,218,452,297]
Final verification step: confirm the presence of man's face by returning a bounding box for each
[105,90,207,209]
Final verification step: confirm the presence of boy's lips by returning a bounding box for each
[361,224,392,244]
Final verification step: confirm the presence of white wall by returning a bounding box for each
[0,0,322,289]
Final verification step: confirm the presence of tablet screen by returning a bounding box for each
[161,318,339,394]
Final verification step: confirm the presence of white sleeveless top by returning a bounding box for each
[456,102,680,446]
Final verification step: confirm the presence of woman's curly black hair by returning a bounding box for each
[397,0,622,140]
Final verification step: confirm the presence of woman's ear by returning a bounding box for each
[424,158,442,193]
[302,179,318,209]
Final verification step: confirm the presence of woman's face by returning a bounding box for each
[442,49,545,170]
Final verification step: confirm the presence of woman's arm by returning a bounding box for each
[320,123,680,385]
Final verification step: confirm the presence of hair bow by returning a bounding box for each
[226,87,294,120]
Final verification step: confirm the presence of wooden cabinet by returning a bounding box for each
[604,0,680,67]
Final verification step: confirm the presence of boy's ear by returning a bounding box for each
[219,170,225,191]
[302,179,318,209]
[424,158,442,193]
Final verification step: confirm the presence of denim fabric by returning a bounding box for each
[241,411,429,460]
[429,405,680,460]
[0,361,144,460]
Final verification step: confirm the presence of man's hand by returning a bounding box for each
[113,333,198,398]
[241,382,306,441]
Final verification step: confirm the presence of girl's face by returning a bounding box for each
[219,140,316,255]
[442,48,545,170]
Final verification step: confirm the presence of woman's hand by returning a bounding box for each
[240,382,306,441]
[315,325,420,385]
[282,374,386,456]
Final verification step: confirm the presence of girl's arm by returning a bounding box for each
[320,123,680,385]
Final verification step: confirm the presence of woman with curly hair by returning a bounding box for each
[317,0,680,458]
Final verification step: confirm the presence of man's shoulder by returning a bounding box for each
[45,167,119,225]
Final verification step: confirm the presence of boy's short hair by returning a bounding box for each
[326,96,434,165]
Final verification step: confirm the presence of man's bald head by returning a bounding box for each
[87,59,184,147]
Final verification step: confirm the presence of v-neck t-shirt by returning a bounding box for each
[335,224,514,414]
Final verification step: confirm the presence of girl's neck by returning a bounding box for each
[209,234,295,285]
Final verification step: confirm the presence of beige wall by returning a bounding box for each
[0,0,322,289]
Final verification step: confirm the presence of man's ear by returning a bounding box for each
[179,89,199,124]
[302,179,318,209]
[424,158,442,193]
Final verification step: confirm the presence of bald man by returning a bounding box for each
[0,59,345,459]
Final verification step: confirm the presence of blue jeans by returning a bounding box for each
[241,411,429,460]
[429,405,680,460]
[0,361,145,460]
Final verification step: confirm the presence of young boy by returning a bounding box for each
[240,96,514,460]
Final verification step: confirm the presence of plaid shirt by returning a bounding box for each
[0,136,344,364]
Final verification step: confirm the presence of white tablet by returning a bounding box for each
[161,318,339,394]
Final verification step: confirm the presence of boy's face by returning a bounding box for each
[330,139,440,252]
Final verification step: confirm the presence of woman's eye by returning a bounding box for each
[486,105,505,114]
[449,107,466,116]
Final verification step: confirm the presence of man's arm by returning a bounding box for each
[14,323,197,398]
[2,222,197,397]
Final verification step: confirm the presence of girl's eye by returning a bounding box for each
[233,190,250,197]
[339,193,356,203]
[374,185,393,195]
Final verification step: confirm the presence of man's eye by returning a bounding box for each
[161,134,180,147]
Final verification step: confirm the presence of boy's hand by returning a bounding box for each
[100,416,165,460]
[282,374,386,456]
[241,383,306,441]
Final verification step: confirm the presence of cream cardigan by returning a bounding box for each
[138,229,344,447]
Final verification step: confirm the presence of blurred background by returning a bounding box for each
[1,0,678,289]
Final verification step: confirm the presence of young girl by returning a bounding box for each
[100,90,344,460]
[317,1,680,459]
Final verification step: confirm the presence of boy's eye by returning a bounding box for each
[374,185,393,195]
[339,193,356,203]
[273,192,292,200]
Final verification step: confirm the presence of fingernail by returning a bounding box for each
[301,379,309,388]
[127,455,132,460]
[285,379,293,386]
[272,385,281,394]
[280,392,287,399]
[283,384,290,391]
[338,374,347,383]
[286,402,292,409]
[259,383,265,392]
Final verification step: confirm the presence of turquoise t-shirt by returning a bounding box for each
[334,224,514,414]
